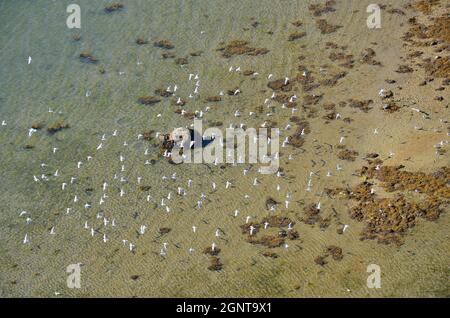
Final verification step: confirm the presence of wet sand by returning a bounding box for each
[0,0,448,297]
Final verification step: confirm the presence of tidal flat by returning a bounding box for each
[0,0,448,297]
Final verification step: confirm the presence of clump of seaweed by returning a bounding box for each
[247,234,285,248]
[240,222,261,235]
[350,194,421,245]
[288,231,300,240]
[240,213,299,250]
[337,148,359,161]
[267,78,294,92]
[31,123,43,130]
[288,32,306,41]
[407,50,423,59]
[325,41,339,49]
[373,166,449,198]
[175,57,188,65]
[142,130,154,141]
[189,50,203,57]
[159,134,175,153]
[138,95,161,105]
[422,56,450,78]
[413,0,440,14]
[328,51,355,67]
[360,48,382,66]
[387,8,406,16]
[314,245,343,266]
[243,70,256,76]
[154,88,173,97]
[171,98,186,106]
[323,110,337,121]
[272,93,291,104]
[104,3,124,13]
[261,215,294,228]
[328,161,449,245]
[204,245,223,271]
[345,99,373,112]
[327,246,343,261]
[403,26,427,43]
[226,87,242,96]
[136,38,148,45]
[288,119,310,148]
[296,73,320,91]
[314,256,327,266]
[343,117,353,123]
[181,111,196,119]
[207,120,223,127]
[382,101,401,113]
[47,121,69,134]
[395,65,413,73]
[139,185,151,191]
[316,19,342,34]
[216,40,269,58]
[288,131,305,147]
[79,50,98,63]
[308,0,336,16]
[301,204,330,229]
[262,251,279,258]
[72,34,81,41]
[303,94,323,105]
[158,227,171,235]
[379,90,394,99]
[320,71,347,86]
[265,197,279,211]
[154,39,174,50]
[208,257,223,271]
[206,96,221,102]
[323,103,336,110]
[203,246,221,256]
[427,15,450,43]
[161,52,175,59]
